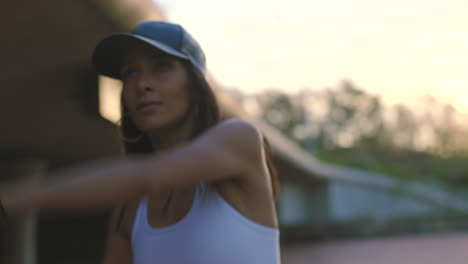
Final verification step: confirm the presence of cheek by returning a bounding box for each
[163,78,191,112]
[177,88,191,111]
[121,90,139,121]
[177,88,192,116]
[121,88,134,107]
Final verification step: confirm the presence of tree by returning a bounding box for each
[316,80,385,149]
[256,89,305,139]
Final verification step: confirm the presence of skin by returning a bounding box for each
[0,44,278,264]
[120,45,194,148]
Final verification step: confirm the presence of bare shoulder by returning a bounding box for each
[205,118,263,151]
[192,118,265,179]
[137,118,266,193]
[210,120,278,228]
[209,118,264,162]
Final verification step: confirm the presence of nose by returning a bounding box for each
[135,73,153,95]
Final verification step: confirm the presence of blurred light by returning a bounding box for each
[99,76,122,124]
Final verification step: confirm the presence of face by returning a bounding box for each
[120,44,191,133]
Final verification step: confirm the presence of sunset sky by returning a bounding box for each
[154,0,468,113]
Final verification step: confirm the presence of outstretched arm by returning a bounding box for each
[0,119,263,219]
[1,156,145,218]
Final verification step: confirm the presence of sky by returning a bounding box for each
[154,0,468,113]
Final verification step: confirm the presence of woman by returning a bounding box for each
[0,21,280,263]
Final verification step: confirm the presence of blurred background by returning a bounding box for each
[1,0,468,263]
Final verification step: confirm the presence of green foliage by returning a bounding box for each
[255,89,305,138]
[315,148,463,180]
[251,79,468,185]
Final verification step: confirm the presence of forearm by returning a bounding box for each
[1,157,147,218]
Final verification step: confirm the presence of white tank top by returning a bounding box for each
[131,182,280,264]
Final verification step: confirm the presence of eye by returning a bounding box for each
[154,60,172,72]
[120,68,138,81]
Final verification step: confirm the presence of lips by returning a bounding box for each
[137,101,162,113]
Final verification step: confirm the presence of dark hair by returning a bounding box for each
[119,60,279,200]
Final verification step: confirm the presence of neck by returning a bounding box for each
[147,115,194,152]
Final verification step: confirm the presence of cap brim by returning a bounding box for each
[92,33,190,79]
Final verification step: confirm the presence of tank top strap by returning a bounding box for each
[132,182,207,239]
[131,196,148,242]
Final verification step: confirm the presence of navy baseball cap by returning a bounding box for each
[92,21,206,79]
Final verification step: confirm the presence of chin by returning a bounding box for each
[137,117,181,132]
[138,120,168,132]
[134,111,191,133]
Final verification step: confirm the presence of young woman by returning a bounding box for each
[0,21,280,263]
